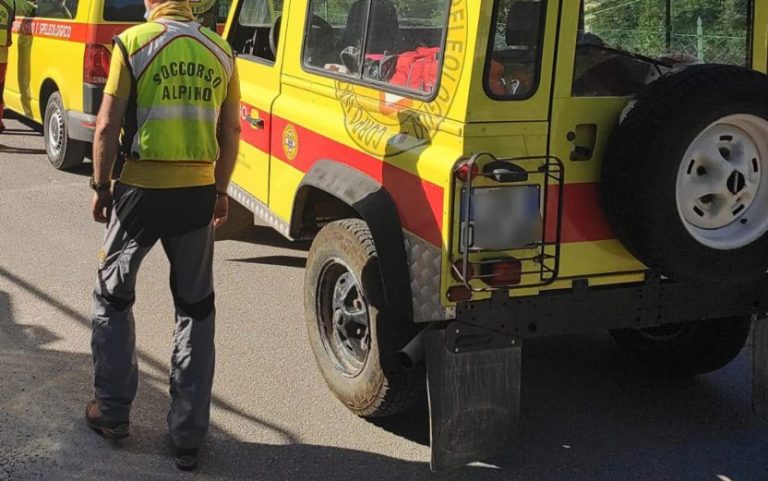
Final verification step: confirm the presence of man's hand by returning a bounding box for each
[92,191,113,223]
[213,195,228,229]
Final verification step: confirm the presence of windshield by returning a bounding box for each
[573,0,753,96]
[103,0,231,22]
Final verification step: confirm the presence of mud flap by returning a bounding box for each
[425,324,522,471]
[753,316,768,417]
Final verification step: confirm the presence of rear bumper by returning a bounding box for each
[66,83,103,143]
[67,110,96,143]
[455,275,768,338]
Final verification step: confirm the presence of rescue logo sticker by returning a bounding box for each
[335,0,468,158]
[283,124,299,161]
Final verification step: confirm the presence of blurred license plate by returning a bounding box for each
[460,186,542,251]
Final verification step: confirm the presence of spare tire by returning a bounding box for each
[602,64,768,282]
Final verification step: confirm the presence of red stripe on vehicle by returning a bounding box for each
[238,107,616,247]
[10,21,219,45]
[87,23,134,44]
[268,115,444,247]
[546,182,614,243]
[12,18,88,41]
[11,19,135,44]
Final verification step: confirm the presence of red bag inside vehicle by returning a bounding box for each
[390,47,441,93]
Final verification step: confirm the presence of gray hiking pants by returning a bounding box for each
[91,182,217,449]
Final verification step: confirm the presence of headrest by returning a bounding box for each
[506,1,543,48]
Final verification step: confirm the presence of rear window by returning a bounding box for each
[103,0,231,22]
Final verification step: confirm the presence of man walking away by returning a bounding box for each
[84,0,241,471]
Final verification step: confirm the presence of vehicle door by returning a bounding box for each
[548,0,757,278]
[5,0,82,120]
[225,0,282,205]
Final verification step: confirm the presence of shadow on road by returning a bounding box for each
[4,110,42,133]
[0,280,493,480]
[2,264,768,480]
[228,255,307,269]
[222,224,311,251]
[0,144,46,155]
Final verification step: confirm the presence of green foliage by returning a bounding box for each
[585,0,751,64]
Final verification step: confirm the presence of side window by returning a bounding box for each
[103,0,227,23]
[103,0,145,21]
[229,0,284,62]
[485,0,546,99]
[304,0,452,96]
[35,0,78,18]
[361,0,450,94]
[304,0,358,76]
[573,0,753,97]
[216,0,232,22]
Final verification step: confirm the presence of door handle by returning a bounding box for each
[567,124,597,162]
[246,115,265,129]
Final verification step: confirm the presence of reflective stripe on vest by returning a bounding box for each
[0,0,13,48]
[119,19,233,162]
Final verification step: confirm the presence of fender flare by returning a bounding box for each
[292,160,413,321]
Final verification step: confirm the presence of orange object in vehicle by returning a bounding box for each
[390,47,440,93]
[488,60,506,95]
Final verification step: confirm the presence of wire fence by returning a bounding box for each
[592,18,749,66]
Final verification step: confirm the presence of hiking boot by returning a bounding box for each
[171,440,200,471]
[84,399,129,439]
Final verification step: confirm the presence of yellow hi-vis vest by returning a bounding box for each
[114,18,234,163]
[0,0,14,48]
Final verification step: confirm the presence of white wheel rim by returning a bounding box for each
[48,108,64,157]
[676,114,768,250]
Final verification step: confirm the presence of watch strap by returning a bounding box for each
[90,178,111,193]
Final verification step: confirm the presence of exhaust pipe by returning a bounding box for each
[397,325,435,371]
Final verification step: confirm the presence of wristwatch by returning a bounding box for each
[89,178,111,193]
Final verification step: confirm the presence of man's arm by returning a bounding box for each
[214,99,241,194]
[212,69,242,228]
[91,94,127,222]
[93,94,127,185]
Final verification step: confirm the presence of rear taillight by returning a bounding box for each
[84,44,111,85]
[451,259,475,282]
[480,258,522,287]
[447,286,472,302]
[455,160,479,182]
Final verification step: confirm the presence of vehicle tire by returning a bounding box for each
[304,219,423,417]
[610,316,752,376]
[44,92,86,170]
[601,64,768,282]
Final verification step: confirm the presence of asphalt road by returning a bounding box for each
[1,113,768,481]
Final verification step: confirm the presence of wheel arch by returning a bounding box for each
[39,79,59,120]
[292,160,414,321]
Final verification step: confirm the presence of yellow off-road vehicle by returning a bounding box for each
[222,0,768,468]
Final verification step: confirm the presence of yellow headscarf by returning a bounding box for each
[148,0,195,21]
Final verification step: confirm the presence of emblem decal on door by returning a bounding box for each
[282,124,299,161]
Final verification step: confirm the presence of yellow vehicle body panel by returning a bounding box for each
[225,0,768,314]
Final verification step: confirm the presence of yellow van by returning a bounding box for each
[223,0,768,469]
[4,0,230,169]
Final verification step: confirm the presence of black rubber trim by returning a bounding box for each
[83,84,104,115]
[292,160,413,321]
[456,275,768,339]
